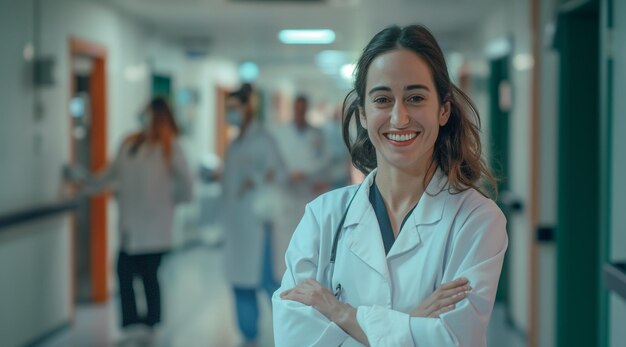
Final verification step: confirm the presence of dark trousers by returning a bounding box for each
[117,250,164,328]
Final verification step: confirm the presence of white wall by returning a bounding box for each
[0,0,37,211]
[610,294,626,347]
[0,218,71,347]
[536,41,557,343]
[609,0,626,345]
[0,2,73,346]
[609,0,626,274]
[536,1,559,346]
[0,0,219,345]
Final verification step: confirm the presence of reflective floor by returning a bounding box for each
[37,228,526,347]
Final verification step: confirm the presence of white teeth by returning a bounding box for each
[386,133,417,142]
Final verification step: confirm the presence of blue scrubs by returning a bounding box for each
[369,181,417,254]
[233,224,279,342]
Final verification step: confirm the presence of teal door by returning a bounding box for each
[152,74,172,100]
[554,1,601,346]
[488,55,511,305]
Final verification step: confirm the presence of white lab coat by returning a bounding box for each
[269,122,331,253]
[222,121,287,286]
[272,168,508,347]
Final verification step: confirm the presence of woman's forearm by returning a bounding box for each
[279,279,370,345]
[330,303,370,346]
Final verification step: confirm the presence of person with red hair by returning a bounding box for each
[79,97,193,341]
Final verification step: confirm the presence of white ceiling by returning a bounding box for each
[104,0,500,100]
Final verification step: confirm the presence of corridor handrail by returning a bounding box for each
[0,198,79,230]
[603,262,626,301]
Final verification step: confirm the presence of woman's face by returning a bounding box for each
[225,97,246,127]
[226,93,258,127]
[361,48,450,174]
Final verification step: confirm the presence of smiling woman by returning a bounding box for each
[360,49,451,176]
[343,25,495,195]
[272,24,508,347]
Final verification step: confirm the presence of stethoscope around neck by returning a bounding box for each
[326,183,362,299]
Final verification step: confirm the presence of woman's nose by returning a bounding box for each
[390,102,410,128]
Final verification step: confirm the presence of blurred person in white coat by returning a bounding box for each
[269,95,331,262]
[321,106,352,189]
[76,97,193,340]
[273,24,507,347]
[221,83,287,346]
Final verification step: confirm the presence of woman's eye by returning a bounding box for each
[407,95,424,103]
[373,96,390,104]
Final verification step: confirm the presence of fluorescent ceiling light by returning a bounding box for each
[239,61,259,81]
[485,38,511,58]
[278,29,336,44]
[340,63,355,81]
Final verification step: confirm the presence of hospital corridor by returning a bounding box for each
[1,0,625,347]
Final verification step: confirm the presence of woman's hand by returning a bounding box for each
[411,277,472,318]
[280,279,345,321]
[280,279,370,346]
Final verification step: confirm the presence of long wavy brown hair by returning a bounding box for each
[342,24,497,197]
[126,97,180,166]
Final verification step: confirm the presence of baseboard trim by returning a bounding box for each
[22,320,70,347]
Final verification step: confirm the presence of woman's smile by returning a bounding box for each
[383,131,421,147]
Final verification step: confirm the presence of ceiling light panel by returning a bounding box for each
[278,29,336,44]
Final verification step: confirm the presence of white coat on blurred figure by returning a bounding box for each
[269,95,331,258]
[221,84,290,344]
[222,121,287,285]
[221,85,287,288]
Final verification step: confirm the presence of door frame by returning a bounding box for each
[69,37,109,304]
[215,87,229,159]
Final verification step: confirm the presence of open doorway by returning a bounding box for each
[70,55,94,303]
[69,37,108,304]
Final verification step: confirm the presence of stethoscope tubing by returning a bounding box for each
[328,184,362,294]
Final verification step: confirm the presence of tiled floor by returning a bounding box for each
[38,231,527,347]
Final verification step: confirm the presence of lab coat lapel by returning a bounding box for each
[341,170,390,280]
[387,168,449,258]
